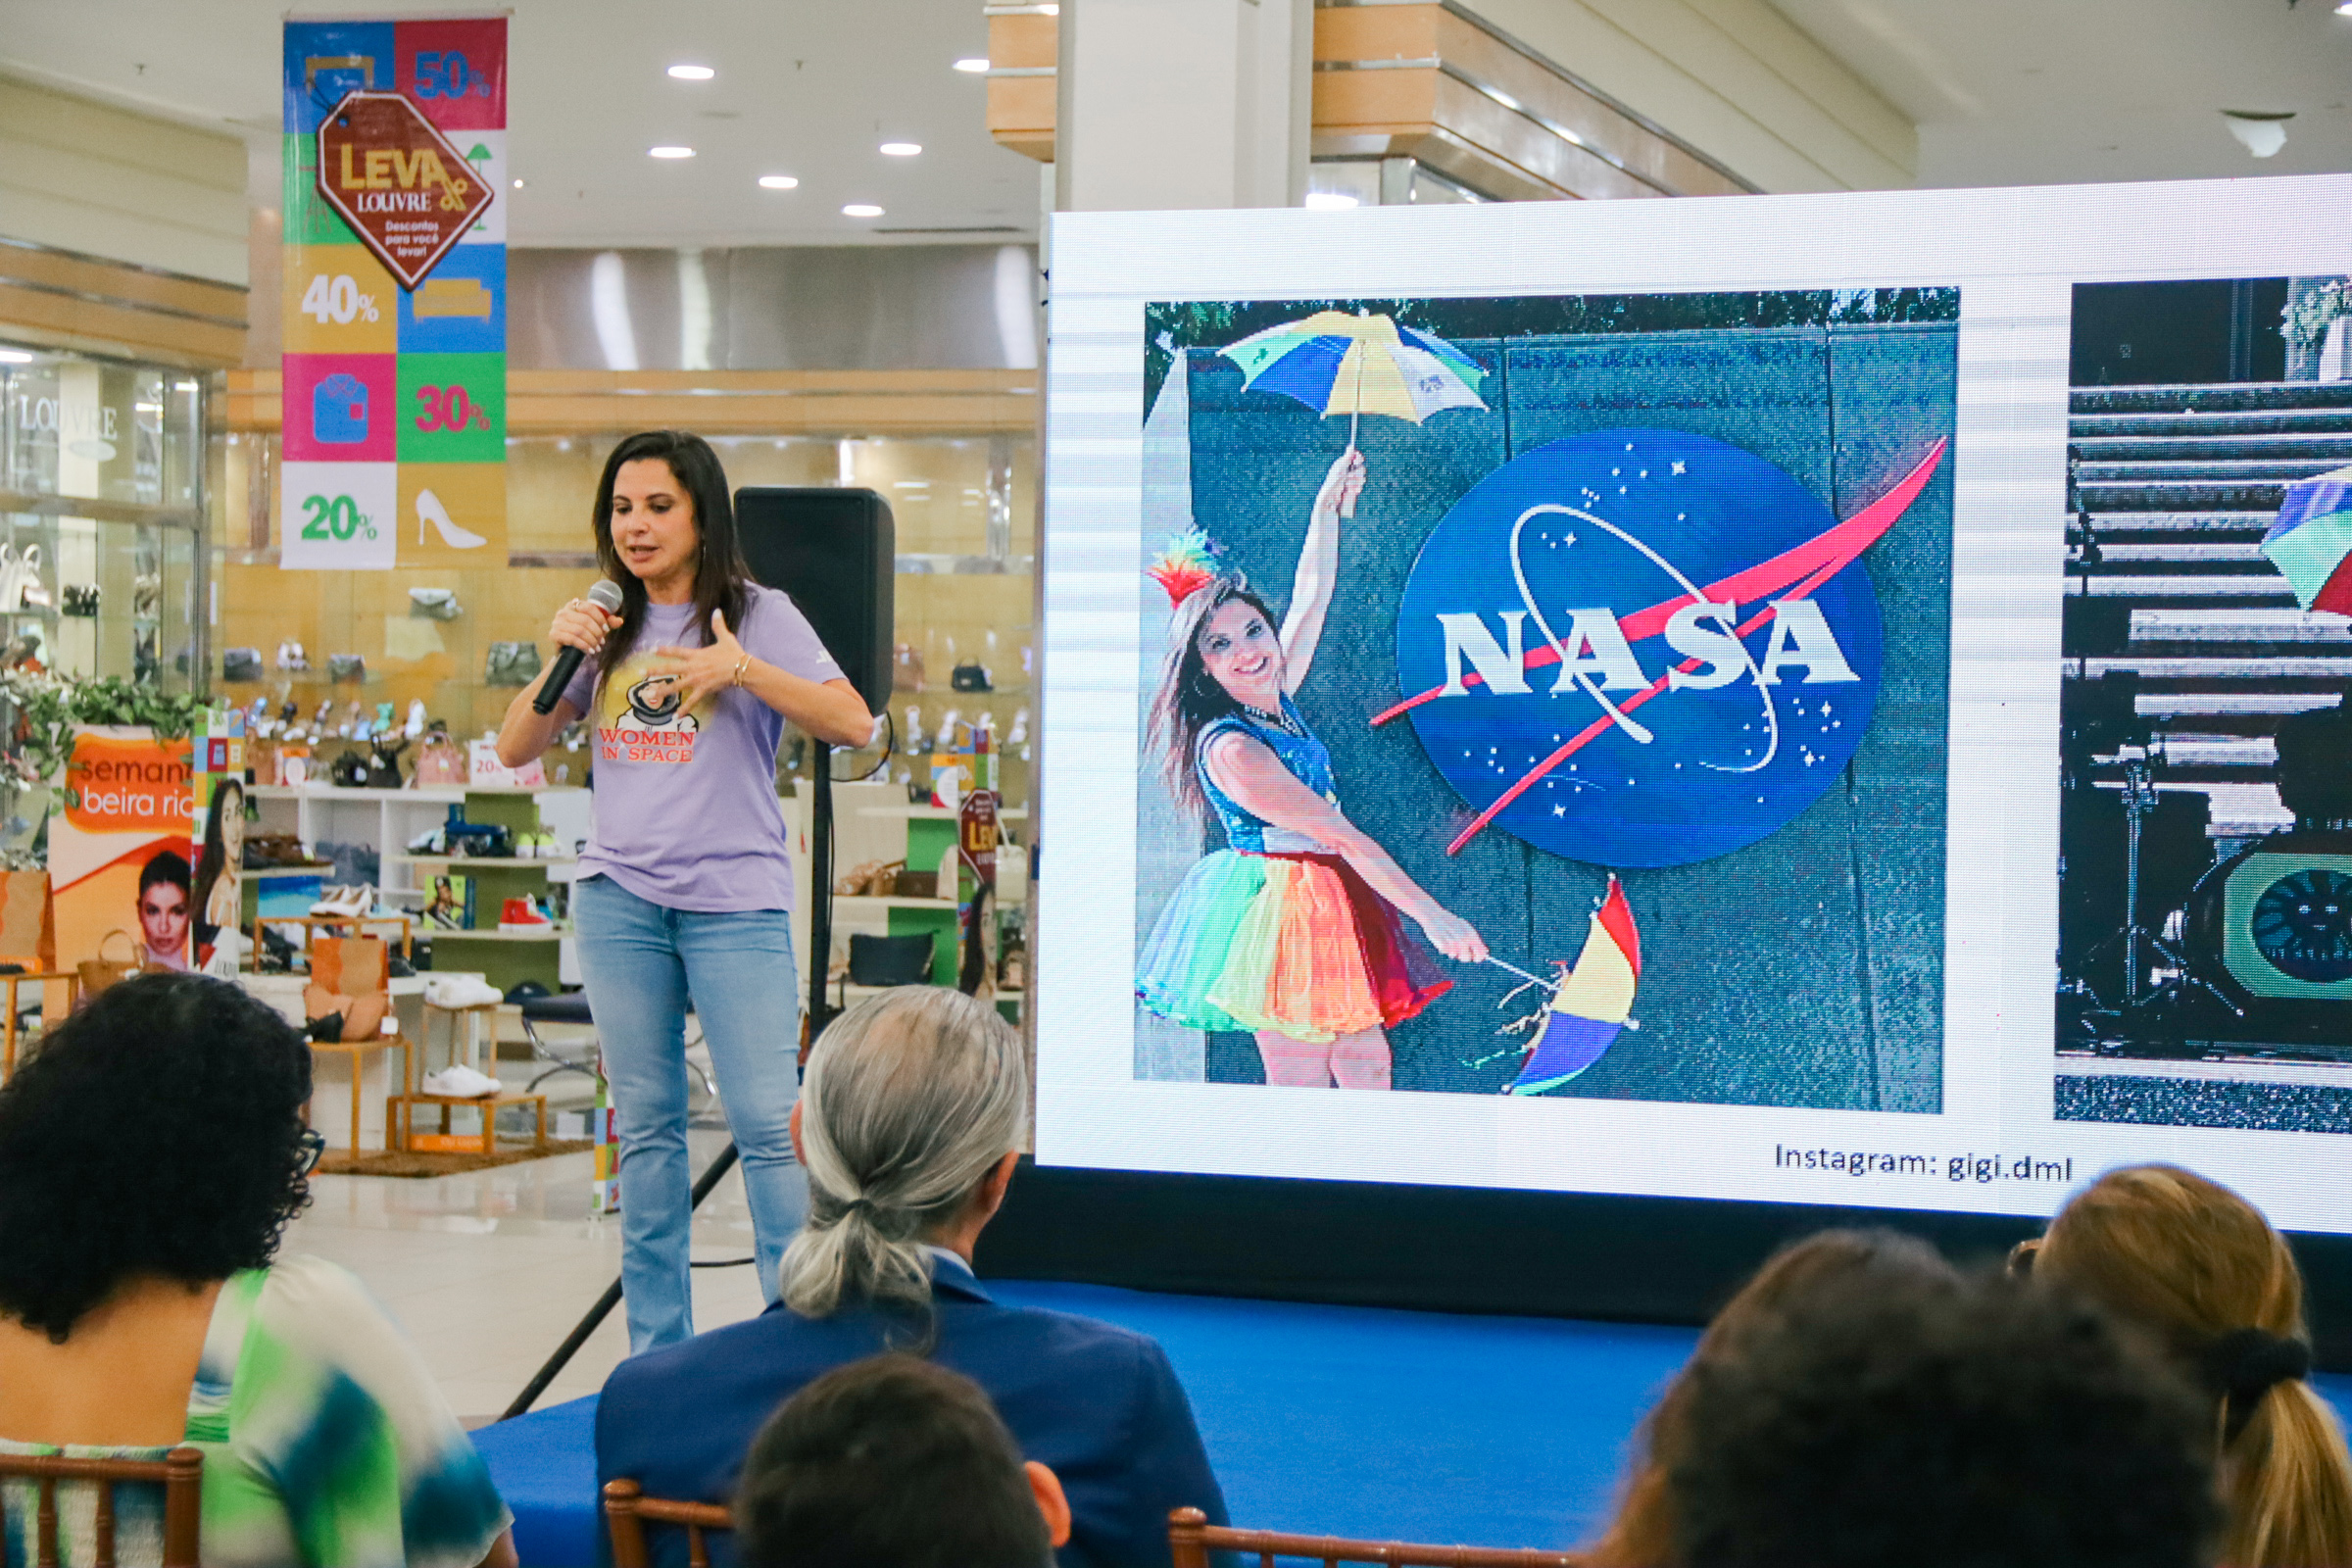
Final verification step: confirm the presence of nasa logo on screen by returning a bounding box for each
[1393,429,1886,868]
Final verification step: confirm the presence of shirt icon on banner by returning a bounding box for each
[314,374,370,444]
[416,488,488,549]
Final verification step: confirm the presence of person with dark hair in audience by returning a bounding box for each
[1667,1269,2219,1568]
[597,987,1227,1568]
[1588,1227,1958,1566]
[0,972,515,1568]
[2020,1163,2352,1568]
[734,1354,1068,1568]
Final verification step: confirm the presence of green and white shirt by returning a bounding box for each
[0,1255,511,1568]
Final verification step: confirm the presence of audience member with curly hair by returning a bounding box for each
[2023,1164,2352,1568]
[0,973,515,1568]
[1667,1269,2219,1568]
[1587,1228,1958,1567]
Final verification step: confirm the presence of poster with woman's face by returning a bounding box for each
[136,849,192,971]
[51,730,196,976]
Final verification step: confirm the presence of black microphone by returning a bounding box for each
[534,579,625,714]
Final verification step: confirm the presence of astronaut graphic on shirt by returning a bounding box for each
[597,655,704,766]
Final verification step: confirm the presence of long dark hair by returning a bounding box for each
[1148,577,1280,824]
[192,778,242,939]
[591,430,754,699]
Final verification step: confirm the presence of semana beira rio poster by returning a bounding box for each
[1131,291,1958,1111]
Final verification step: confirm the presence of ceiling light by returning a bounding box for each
[954,58,990,73]
[667,65,714,80]
[2338,2,2352,15]
[2222,110,2293,158]
[0,349,31,365]
[511,177,524,188]
[759,174,800,190]
[649,145,696,159]
[880,142,922,157]
[1304,191,1360,211]
[842,203,884,218]
[1039,4,1057,13]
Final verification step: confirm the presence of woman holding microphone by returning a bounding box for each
[499,430,872,1353]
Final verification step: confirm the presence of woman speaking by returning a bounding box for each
[498,430,872,1353]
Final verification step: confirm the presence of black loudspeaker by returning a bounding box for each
[734,488,895,714]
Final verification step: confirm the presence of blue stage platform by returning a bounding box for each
[474,1281,2352,1567]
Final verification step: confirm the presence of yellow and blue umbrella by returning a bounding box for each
[1220,311,1489,455]
[2264,462,2352,618]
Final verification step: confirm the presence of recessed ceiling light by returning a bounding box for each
[954,58,990,73]
[842,203,884,218]
[0,349,32,365]
[511,177,524,188]
[2338,2,2352,16]
[667,65,714,80]
[1039,4,1058,13]
[880,142,922,157]
[649,145,696,159]
[759,174,800,190]
[1304,191,1360,211]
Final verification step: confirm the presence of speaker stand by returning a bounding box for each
[807,740,837,1038]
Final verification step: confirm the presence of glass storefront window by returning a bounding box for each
[0,342,205,691]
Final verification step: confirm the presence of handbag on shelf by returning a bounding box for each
[326,654,366,683]
[950,662,992,693]
[485,641,542,686]
[221,647,264,683]
[76,929,144,998]
[848,933,935,989]
[413,729,466,785]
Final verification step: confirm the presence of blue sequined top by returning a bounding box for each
[1195,694,1340,854]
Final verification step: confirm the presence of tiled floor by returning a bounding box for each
[285,1125,787,1424]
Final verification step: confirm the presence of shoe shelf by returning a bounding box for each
[420,926,570,942]
[389,854,579,868]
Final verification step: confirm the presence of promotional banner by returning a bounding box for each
[51,728,196,976]
[281,17,507,571]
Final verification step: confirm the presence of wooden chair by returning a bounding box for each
[1169,1508,1582,1568]
[603,1479,729,1568]
[0,1445,203,1566]
[0,970,78,1078]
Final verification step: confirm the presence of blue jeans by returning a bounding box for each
[574,874,807,1353]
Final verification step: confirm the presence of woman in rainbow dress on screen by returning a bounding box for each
[1137,449,1489,1090]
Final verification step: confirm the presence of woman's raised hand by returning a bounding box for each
[1315,446,1367,518]
[1417,906,1489,965]
[549,595,617,656]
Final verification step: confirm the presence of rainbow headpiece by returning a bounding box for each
[1147,529,1220,609]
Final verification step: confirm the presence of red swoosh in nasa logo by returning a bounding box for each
[1368,439,1947,856]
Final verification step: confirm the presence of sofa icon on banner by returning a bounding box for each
[313,373,370,444]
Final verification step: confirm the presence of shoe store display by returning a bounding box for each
[498,897,552,935]
[423,975,504,1009]
[420,1064,502,1099]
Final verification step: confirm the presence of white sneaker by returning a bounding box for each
[423,975,504,1009]
[422,1064,502,1098]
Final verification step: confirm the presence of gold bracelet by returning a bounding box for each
[731,654,751,688]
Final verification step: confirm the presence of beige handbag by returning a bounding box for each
[76,930,143,997]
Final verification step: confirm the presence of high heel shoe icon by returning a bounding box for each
[416,489,488,550]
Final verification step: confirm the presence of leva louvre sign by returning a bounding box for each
[316,90,492,289]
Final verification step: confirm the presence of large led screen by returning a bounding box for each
[1034,175,2352,1234]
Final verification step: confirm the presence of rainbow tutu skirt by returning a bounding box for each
[1137,850,1451,1043]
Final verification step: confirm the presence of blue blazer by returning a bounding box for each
[595,1256,1230,1568]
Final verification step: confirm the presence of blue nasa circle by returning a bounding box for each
[1395,429,1883,868]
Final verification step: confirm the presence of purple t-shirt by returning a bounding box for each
[562,583,846,912]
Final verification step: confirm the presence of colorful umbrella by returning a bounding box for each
[1505,876,1640,1096]
[2264,463,2352,618]
[1220,312,1489,499]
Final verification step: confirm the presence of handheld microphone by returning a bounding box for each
[534,580,626,714]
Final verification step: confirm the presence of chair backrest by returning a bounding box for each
[604,1479,731,1568]
[0,1446,203,1567]
[1169,1508,1582,1568]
